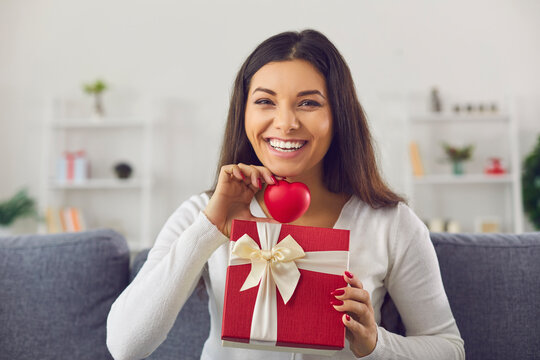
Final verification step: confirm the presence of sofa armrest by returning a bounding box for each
[0,229,130,360]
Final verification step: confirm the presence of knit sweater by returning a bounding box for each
[107,193,465,360]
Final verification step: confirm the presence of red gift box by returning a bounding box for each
[221,219,350,355]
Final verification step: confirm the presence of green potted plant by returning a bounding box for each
[83,79,108,119]
[0,188,37,236]
[442,143,474,175]
[522,135,540,230]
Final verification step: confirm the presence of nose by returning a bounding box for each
[273,106,299,133]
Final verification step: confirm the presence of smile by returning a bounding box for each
[266,138,307,152]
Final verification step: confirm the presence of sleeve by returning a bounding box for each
[106,194,229,360]
[362,203,465,359]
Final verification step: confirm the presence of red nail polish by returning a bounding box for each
[240,172,245,180]
[271,175,277,184]
[258,178,262,189]
[330,300,344,306]
[345,271,353,279]
[346,314,351,321]
[330,289,345,296]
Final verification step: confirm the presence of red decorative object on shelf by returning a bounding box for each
[485,158,506,175]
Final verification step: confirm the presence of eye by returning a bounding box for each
[299,99,321,107]
[255,99,275,106]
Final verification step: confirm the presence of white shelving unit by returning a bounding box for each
[406,111,524,233]
[38,99,156,253]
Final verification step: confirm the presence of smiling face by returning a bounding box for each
[244,59,333,179]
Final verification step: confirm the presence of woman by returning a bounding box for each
[107,29,465,359]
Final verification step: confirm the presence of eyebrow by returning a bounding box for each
[252,87,326,99]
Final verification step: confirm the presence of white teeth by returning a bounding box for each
[269,139,306,151]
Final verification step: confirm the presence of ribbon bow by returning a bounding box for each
[232,233,305,304]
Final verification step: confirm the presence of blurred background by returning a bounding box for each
[1,0,539,253]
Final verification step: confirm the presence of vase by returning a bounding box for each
[452,161,464,175]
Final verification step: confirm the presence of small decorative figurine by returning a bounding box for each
[430,87,442,113]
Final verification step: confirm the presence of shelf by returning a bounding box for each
[413,174,513,185]
[410,113,509,124]
[51,118,148,129]
[49,178,144,189]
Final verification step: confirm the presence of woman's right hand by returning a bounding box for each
[204,163,281,237]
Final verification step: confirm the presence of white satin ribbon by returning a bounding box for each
[232,232,305,304]
[228,222,349,345]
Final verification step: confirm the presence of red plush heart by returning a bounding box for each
[263,180,311,223]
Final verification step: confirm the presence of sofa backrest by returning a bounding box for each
[0,229,129,360]
[132,232,540,360]
[382,232,540,360]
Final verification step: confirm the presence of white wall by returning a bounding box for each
[1,0,539,236]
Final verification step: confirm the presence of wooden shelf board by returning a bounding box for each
[51,119,147,129]
[411,113,509,123]
[413,173,513,185]
[49,178,144,189]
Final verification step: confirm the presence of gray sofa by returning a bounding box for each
[1,229,539,360]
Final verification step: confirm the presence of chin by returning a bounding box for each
[265,164,302,178]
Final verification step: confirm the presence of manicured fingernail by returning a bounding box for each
[258,178,262,189]
[240,172,245,180]
[330,289,345,296]
[330,300,343,306]
[345,314,351,321]
[271,175,277,184]
[345,271,353,279]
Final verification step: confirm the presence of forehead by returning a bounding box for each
[249,59,327,95]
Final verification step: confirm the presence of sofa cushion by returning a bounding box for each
[0,229,130,360]
[131,250,210,360]
[382,232,540,360]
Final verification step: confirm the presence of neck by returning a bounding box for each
[276,165,347,219]
[285,166,327,202]
[256,164,350,226]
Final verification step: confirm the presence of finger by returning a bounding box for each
[250,167,265,190]
[236,163,262,189]
[331,287,371,306]
[232,166,247,183]
[331,300,372,326]
[343,313,369,337]
[344,271,363,289]
[252,165,277,185]
[337,299,373,324]
[221,164,245,182]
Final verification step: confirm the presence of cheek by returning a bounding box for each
[314,117,333,146]
[245,107,272,141]
[244,108,258,143]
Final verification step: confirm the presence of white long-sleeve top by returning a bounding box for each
[107,192,465,360]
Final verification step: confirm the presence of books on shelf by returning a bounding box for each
[45,207,86,233]
[409,141,425,177]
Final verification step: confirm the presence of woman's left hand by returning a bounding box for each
[331,271,378,358]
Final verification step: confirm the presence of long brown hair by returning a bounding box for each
[209,29,405,208]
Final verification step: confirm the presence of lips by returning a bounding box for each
[264,138,308,159]
[265,137,308,151]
